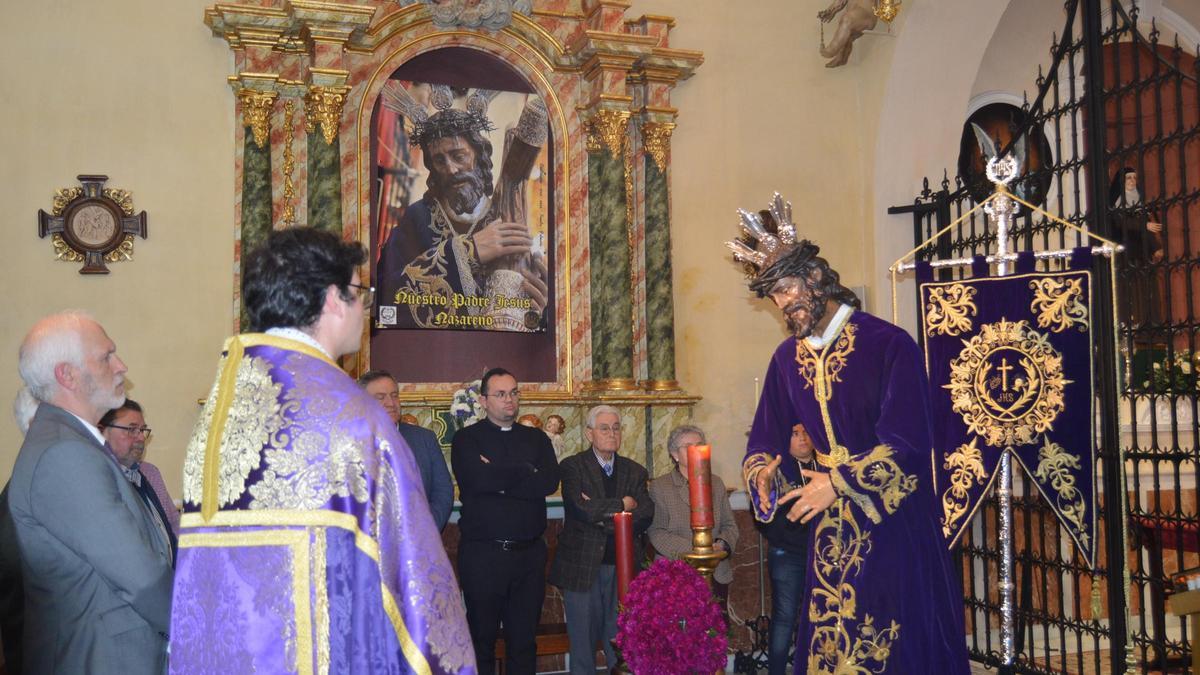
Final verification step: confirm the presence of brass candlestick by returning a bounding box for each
[683,524,727,587]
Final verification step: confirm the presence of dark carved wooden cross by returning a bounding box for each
[38,175,148,274]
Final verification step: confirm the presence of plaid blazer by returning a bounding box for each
[647,470,739,584]
[548,448,653,592]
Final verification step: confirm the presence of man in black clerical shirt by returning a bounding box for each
[451,367,561,675]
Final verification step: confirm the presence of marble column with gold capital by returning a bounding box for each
[303,73,350,234]
[586,108,637,389]
[234,78,279,330]
[641,117,678,390]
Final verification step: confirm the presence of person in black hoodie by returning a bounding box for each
[757,423,815,675]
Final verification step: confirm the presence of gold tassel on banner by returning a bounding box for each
[1091,577,1102,619]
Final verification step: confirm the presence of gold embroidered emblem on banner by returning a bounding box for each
[944,318,1071,448]
[924,283,978,336]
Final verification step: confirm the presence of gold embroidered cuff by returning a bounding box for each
[742,452,779,522]
[830,467,883,524]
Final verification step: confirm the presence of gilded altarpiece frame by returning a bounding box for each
[205,1,703,469]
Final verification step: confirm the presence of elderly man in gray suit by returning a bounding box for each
[6,311,173,674]
[549,405,653,674]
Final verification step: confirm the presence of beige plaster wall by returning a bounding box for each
[0,0,901,492]
[0,1,234,492]
[0,0,1064,495]
[871,0,1011,341]
[633,0,898,482]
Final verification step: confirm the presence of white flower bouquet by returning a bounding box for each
[450,379,486,427]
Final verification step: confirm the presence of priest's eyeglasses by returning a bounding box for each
[106,423,152,438]
[485,390,521,401]
[348,283,375,308]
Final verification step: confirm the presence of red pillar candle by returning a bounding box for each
[613,511,634,602]
[687,444,715,529]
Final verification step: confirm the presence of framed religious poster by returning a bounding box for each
[366,47,558,384]
[371,63,552,333]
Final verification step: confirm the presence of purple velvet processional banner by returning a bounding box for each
[918,249,1097,566]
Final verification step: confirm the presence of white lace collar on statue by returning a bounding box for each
[805,303,854,349]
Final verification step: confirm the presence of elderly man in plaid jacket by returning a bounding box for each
[548,405,653,674]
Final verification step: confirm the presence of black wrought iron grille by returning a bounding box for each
[890,1,1200,672]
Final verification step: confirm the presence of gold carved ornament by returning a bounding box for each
[238,89,279,149]
[51,236,84,262]
[924,283,978,336]
[49,188,85,262]
[1033,436,1089,549]
[940,437,988,538]
[584,109,631,158]
[305,85,351,146]
[1029,276,1089,333]
[282,99,297,226]
[641,121,675,173]
[874,0,901,23]
[623,126,635,340]
[943,318,1071,448]
[51,187,82,216]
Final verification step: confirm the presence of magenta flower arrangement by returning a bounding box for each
[614,558,727,674]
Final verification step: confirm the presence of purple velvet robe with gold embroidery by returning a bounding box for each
[743,311,968,674]
[170,334,475,674]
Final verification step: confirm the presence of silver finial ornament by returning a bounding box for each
[986,156,1019,187]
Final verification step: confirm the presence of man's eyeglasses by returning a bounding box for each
[106,423,152,437]
[593,424,622,434]
[348,283,375,309]
[484,390,521,401]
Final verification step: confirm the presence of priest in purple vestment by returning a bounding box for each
[170,227,475,674]
[729,194,968,674]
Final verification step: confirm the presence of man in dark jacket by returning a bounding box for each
[549,405,653,674]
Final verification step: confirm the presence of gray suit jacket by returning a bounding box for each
[397,422,454,531]
[549,449,653,592]
[7,403,173,675]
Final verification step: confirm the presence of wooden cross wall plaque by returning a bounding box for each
[38,175,147,274]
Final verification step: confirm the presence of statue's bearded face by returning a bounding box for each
[426,135,488,215]
[769,274,827,339]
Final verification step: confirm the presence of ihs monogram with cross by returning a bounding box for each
[38,174,147,274]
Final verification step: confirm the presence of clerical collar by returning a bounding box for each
[592,447,615,476]
[266,327,332,360]
[485,418,513,431]
[805,304,854,349]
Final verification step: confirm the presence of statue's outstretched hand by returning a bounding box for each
[779,470,836,524]
[754,455,783,508]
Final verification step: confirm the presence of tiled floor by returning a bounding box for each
[964,654,1186,675]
